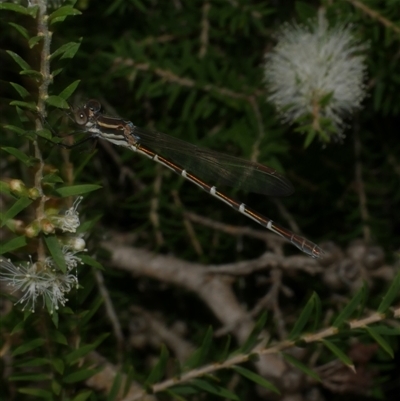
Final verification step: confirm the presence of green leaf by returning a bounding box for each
[55,184,102,197]
[79,297,104,325]
[0,181,12,196]
[36,129,55,140]
[42,173,64,184]
[19,69,43,79]
[50,330,68,345]
[333,284,367,328]
[15,358,49,368]
[12,338,46,357]
[217,335,231,362]
[191,379,239,400]
[378,270,400,313]
[51,358,65,374]
[4,124,27,136]
[44,235,67,273]
[10,82,30,99]
[122,366,135,397]
[28,35,43,48]
[50,41,81,61]
[239,311,268,354]
[8,22,30,40]
[312,291,322,332]
[11,320,25,335]
[50,308,59,327]
[18,388,52,397]
[365,327,394,358]
[52,380,61,395]
[107,373,123,401]
[72,390,93,401]
[58,80,81,100]
[282,353,321,381]
[1,197,32,227]
[60,40,81,60]
[9,100,37,111]
[11,373,51,381]
[52,68,64,77]
[0,3,29,15]
[198,326,213,365]
[49,6,82,24]
[372,326,400,336]
[145,345,169,385]
[63,368,99,384]
[0,236,27,255]
[45,96,69,109]
[232,366,280,394]
[185,326,213,369]
[6,50,31,70]
[65,334,109,365]
[289,293,318,340]
[167,385,198,396]
[1,146,36,166]
[321,339,355,372]
[79,255,104,270]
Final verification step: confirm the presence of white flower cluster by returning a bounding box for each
[264,13,367,137]
[0,256,79,313]
[0,197,87,313]
[49,196,83,233]
[4,0,66,8]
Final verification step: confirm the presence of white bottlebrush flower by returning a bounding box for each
[61,236,87,252]
[264,13,367,139]
[49,196,83,233]
[46,246,85,271]
[0,257,78,313]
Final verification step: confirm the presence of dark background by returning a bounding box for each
[1,0,399,400]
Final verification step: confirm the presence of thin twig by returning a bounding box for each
[94,269,125,364]
[346,0,400,35]
[198,2,210,58]
[171,190,203,255]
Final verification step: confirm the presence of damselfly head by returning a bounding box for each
[72,99,103,126]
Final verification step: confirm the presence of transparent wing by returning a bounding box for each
[131,126,294,197]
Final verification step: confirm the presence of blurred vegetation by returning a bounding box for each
[0,0,399,400]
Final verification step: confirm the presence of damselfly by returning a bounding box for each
[71,100,324,258]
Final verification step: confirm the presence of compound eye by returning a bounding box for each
[86,99,102,114]
[74,110,88,125]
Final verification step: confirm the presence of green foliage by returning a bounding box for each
[321,339,355,371]
[289,292,321,340]
[1,197,32,227]
[145,344,169,386]
[232,366,280,394]
[238,311,268,354]
[333,284,368,328]
[44,235,68,273]
[55,184,102,197]
[378,270,400,314]
[1,0,399,400]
